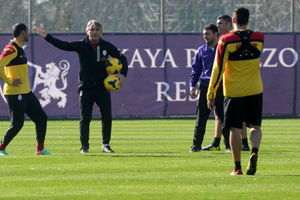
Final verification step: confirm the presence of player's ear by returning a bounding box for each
[20,30,25,36]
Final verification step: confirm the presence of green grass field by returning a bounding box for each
[0,119,299,199]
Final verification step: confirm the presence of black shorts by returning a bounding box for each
[223,93,263,129]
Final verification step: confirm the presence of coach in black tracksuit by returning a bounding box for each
[36,20,128,153]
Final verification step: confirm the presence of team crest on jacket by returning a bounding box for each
[103,50,107,56]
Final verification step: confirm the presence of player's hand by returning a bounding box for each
[35,26,48,38]
[190,87,197,96]
[12,79,22,87]
[116,74,126,87]
[207,98,215,110]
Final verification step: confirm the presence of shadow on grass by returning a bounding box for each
[82,153,178,158]
[259,174,300,177]
[79,152,225,158]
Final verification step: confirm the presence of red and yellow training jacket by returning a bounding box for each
[207,30,264,99]
[0,40,31,95]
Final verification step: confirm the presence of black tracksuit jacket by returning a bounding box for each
[44,34,128,90]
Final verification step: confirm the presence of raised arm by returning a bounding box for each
[35,26,48,38]
[35,26,79,52]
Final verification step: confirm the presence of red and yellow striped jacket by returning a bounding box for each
[0,40,31,95]
[207,30,264,99]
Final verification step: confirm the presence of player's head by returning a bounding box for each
[232,7,249,26]
[216,15,232,35]
[86,20,102,42]
[202,23,218,46]
[12,23,30,42]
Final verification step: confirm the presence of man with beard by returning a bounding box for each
[0,23,52,156]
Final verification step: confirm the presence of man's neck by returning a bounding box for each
[89,38,99,44]
[208,40,217,48]
[14,38,24,44]
[234,24,247,30]
[221,30,230,36]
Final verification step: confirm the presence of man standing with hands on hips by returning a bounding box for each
[207,7,264,175]
[0,23,53,156]
[35,20,128,154]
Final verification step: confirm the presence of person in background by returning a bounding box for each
[189,24,228,152]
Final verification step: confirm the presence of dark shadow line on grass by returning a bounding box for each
[81,154,178,158]
[259,174,300,177]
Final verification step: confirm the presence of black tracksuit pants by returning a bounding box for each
[1,92,47,147]
[193,85,229,147]
[79,88,112,149]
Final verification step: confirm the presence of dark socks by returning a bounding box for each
[0,144,6,151]
[37,142,44,151]
[242,138,249,147]
[252,147,258,155]
[235,161,241,171]
[212,137,221,147]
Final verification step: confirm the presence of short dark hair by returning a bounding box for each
[12,23,28,37]
[203,23,218,34]
[217,15,232,25]
[232,7,249,26]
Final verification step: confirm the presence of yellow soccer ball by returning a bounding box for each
[106,58,122,74]
[104,75,120,91]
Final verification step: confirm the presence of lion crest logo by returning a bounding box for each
[28,60,70,108]
[0,60,70,108]
[0,44,70,108]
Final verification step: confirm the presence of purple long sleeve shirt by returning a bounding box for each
[190,43,216,87]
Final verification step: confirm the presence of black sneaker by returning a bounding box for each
[202,145,220,151]
[190,145,201,153]
[80,147,89,154]
[246,153,258,175]
[102,146,115,153]
[242,145,250,151]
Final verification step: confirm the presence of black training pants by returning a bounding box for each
[1,92,47,147]
[79,88,112,149]
[193,85,228,147]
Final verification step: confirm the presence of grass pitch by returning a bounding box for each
[0,119,299,199]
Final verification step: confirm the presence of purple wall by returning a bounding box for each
[0,33,298,117]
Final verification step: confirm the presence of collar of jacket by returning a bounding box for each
[84,36,103,45]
